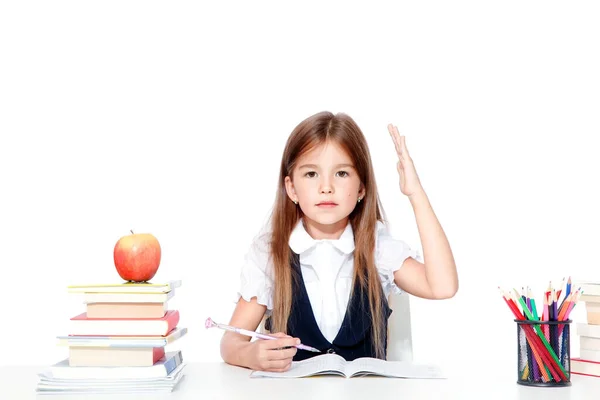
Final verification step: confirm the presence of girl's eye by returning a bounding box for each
[305,171,317,178]
[336,171,349,178]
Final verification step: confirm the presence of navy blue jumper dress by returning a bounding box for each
[266,251,392,361]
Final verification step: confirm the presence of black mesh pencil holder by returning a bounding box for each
[515,319,572,387]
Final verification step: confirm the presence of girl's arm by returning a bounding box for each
[220,297,299,371]
[393,189,458,299]
[387,125,458,300]
[220,297,266,367]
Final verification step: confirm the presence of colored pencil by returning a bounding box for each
[557,293,572,321]
[505,288,563,381]
[498,289,550,382]
[529,288,539,321]
[513,289,568,381]
[556,277,565,302]
[565,276,572,298]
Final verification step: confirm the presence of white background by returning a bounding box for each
[1,1,599,367]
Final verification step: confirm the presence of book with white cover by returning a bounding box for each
[574,280,600,296]
[83,289,175,304]
[577,323,600,339]
[579,349,600,363]
[581,294,600,304]
[250,353,446,379]
[571,358,600,378]
[581,336,600,351]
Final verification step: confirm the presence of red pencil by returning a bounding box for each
[556,277,565,303]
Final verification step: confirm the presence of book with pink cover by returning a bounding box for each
[70,310,179,336]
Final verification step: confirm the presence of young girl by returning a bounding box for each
[220,111,458,372]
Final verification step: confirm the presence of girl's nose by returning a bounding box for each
[320,183,333,194]
[319,175,334,194]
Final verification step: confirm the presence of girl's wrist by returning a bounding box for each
[221,334,254,369]
[408,187,427,205]
[235,339,255,369]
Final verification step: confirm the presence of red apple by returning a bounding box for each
[113,230,161,282]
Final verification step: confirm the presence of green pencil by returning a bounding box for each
[529,288,539,321]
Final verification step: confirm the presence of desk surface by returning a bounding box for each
[1,361,599,400]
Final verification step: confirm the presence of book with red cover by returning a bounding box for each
[70,310,179,336]
[571,358,600,378]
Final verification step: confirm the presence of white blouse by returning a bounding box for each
[236,219,422,343]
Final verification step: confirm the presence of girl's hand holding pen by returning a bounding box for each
[206,317,308,372]
[245,332,299,372]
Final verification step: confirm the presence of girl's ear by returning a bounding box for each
[284,176,298,203]
[358,185,366,200]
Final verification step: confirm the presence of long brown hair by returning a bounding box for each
[268,111,389,358]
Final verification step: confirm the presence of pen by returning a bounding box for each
[205,317,321,353]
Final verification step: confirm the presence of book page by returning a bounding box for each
[250,354,347,378]
[345,357,446,379]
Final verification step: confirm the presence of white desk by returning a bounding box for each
[1,361,599,400]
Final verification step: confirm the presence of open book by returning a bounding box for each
[250,353,446,379]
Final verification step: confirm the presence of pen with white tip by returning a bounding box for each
[205,317,321,353]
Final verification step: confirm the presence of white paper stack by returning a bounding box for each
[36,351,185,395]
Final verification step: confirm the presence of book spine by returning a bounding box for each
[163,351,183,375]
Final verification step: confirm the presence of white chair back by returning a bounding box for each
[386,291,414,361]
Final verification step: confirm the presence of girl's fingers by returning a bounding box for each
[388,124,411,161]
[269,332,291,339]
[393,125,410,159]
[401,135,410,156]
[388,124,402,156]
[394,127,403,154]
[267,359,292,372]
[391,124,405,158]
[269,346,297,361]
[264,337,300,350]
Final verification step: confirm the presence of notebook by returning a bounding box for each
[36,361,186,395]
[44,350,183,380]
[250,353,446,379]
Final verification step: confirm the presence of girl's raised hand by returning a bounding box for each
[387,124,424,198]
[245,332,299,372]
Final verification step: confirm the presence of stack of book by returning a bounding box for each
[36,280,187,395]
[572,279,600,378]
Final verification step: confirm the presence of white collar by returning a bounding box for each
[288,219,355,255]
